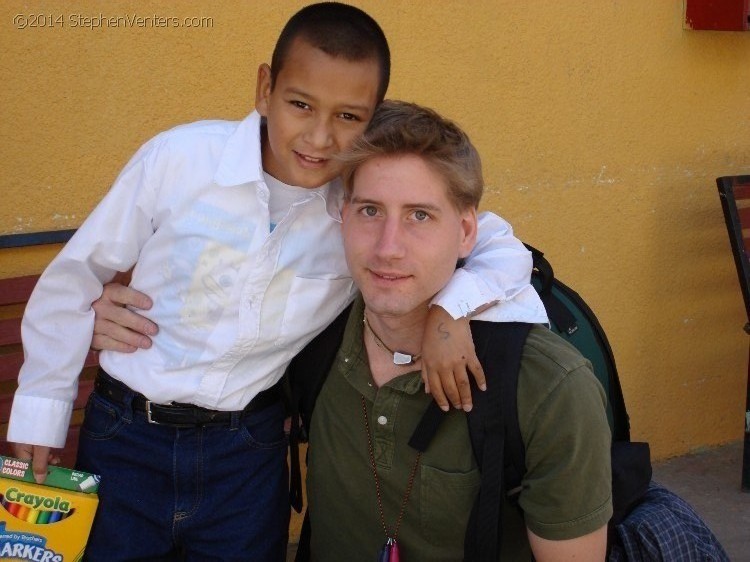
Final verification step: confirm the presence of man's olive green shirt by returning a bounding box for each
[307,298,612,561]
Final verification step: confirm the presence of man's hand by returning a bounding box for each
[12,443,59,484]
[91,283,158,352]
[421,306,486,412]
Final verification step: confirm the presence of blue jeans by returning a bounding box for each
[76,388,289,561]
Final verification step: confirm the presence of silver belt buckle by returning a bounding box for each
[145,401,163,424]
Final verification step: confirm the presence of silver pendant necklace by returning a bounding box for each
[363,314,422,366]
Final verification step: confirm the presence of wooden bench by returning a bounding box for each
[0,229,97,467]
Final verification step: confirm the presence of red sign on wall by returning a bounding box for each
[685,0,749,31]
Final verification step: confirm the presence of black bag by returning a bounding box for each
[524,244,652,528]
[525,244,630,441]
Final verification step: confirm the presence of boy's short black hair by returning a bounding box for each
[271,2,390,102]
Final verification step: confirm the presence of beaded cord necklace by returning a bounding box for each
[361,395,421,561]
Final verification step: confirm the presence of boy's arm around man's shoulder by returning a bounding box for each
[431,211,547,324]
[420,211,549,412]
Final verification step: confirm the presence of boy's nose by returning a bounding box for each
[305,117,334,149]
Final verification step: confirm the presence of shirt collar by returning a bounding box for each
[339,296,424,396]
[213,111,265,187]
[324,179,345,223]
[214,110,344,223]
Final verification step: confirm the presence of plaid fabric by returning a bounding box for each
[608,481,730,561]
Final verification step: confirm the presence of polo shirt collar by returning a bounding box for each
[339,297,424,397]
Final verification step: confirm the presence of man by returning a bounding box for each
[296,100,612,561]
[9,4,546,560]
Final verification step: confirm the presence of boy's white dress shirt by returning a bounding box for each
[9,111,548,448]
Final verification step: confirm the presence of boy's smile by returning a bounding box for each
[256,37,380,189]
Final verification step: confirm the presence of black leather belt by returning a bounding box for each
[94,369,281,428]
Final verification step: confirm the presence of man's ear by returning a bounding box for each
[458,208,478,259]
[255,64,272,116]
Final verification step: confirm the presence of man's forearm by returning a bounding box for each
[528,524,607,562]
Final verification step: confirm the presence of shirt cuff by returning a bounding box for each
[471,285,549,324]
[431,268,495,319]
[432,270,549,324]
[525,496,613,541]
[7,394,73,449]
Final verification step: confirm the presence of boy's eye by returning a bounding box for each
[291,100,310,111]
[339,112,360,122]
[360,206,378,217]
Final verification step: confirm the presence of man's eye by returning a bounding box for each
[340,113,360,122]
[361,206,378,217]
[291,101,310,110]
[413,210,429,221]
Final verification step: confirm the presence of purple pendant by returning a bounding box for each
[390,539,400,562]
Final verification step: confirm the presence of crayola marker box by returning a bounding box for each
[0,455,99,561]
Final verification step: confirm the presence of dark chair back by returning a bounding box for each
[716,175,750,492]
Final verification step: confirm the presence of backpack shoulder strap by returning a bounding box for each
[409,321,531,561]
[289,302,354,426]
[525,243,578,335]
[287,302,353,515]
[463,321,531,562]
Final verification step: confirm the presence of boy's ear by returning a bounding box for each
[255,64,272,116]
[458,208,478,259]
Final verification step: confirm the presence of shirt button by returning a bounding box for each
[377,415,388,426]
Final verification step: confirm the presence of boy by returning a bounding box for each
[9,3,546,560]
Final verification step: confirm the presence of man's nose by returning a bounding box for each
[374,218,406,259]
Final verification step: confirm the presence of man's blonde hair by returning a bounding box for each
[339,100,483,210]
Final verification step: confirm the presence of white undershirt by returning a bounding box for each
[265,172,321,231]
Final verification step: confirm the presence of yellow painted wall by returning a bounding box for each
[1,0,749,467]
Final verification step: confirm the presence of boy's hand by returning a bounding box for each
[91,283,158,352]
[421,306,486,412]
[12,443,59,484]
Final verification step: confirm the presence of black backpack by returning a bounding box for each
[408,245,651,560]
[524,244,630,442]
[523,245,652,529]
[287,245,651,560]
